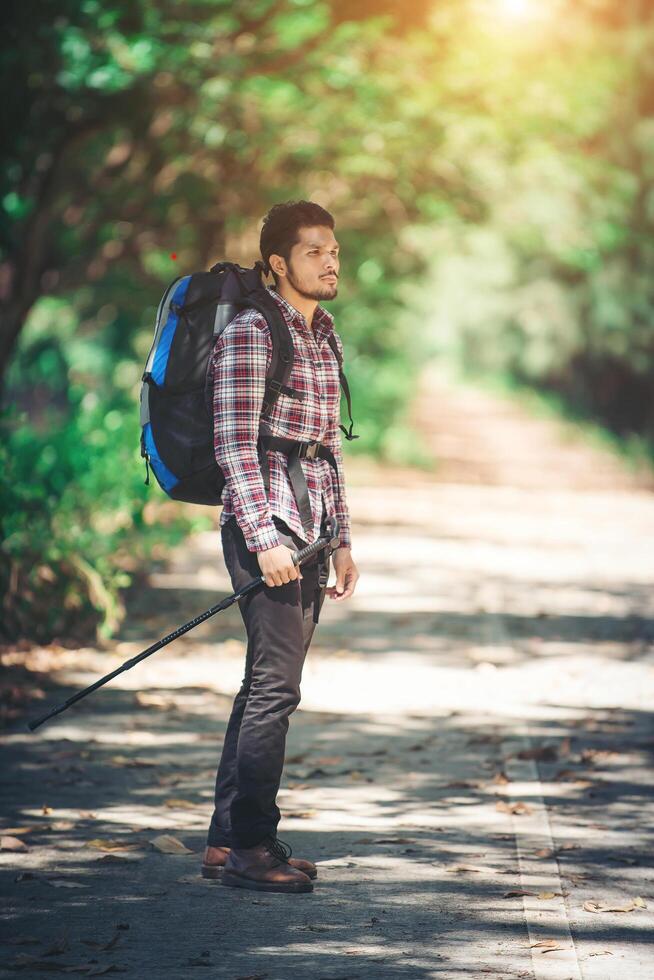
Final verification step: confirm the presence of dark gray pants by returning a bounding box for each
[206,507,331,849]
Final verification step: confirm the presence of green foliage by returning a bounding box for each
[0,301,211,644]
[403,3,654,444]
[5,0,654,643]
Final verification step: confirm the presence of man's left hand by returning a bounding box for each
[326,547,359,601]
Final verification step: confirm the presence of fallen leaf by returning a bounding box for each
[41,805,53,815]
[537,891,558,900]
[529,939,561,950]
[583,898,645,913]
[447,865,488,874]
[149,834,193,854]
[370,837,415,845]
[1,835,28,852]
[86,839,143,852]
[491,771,509,785]
[515,745,558,762]
[108,756,156,768]
[496,800,533,816]
[443,780,479,790]
[504,889,538,898]
[1,826,40,836]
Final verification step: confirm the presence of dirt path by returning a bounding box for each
[2,363,654,979]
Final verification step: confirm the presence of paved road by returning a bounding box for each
[1,365,653,978]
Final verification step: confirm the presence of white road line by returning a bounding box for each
[502,731,583,980]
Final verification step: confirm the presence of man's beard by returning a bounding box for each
[286,263,338,301]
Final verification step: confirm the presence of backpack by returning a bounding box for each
[139,259,357,506]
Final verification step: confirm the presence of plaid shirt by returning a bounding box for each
[210,285,352,553]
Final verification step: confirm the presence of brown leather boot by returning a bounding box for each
[202,843,317,880]
[221,835,314,893]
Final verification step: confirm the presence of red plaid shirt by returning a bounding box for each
[210,285,352,553]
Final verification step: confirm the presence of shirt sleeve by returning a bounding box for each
[323,332,352,549]
[211,312,281,553]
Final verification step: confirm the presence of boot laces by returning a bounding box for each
[264,834,293,863]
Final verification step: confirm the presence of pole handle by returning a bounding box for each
[291,515,340,566]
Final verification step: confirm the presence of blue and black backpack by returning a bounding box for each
[139,260,357,507]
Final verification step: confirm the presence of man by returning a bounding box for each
[202,200,359,893]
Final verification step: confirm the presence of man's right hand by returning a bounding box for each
[257,544,303,587]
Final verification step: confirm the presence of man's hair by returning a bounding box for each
[260,200,335,285]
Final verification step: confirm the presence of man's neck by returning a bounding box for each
[274,281,318,328]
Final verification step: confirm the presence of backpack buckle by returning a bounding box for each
[299,441,319,460]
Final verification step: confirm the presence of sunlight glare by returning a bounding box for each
[498,0,532,18]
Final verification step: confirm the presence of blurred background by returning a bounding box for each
[2,0,653,645]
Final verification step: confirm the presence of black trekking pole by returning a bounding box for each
[27,517,340,733]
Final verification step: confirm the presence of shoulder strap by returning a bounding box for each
[239,287,300,415]
[327,333,359,441]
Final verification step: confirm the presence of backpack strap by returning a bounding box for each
[259,433,339,537]
[238,287,303,415]
[326,333,359,442]
[233,286,303,502]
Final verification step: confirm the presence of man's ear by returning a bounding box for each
[268,253,286,279]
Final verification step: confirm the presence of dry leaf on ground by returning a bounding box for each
[529,939,562,951]
[496,800,533,816]
[149,834,193,854]
[515,745,558,762]
[108,756,156,768]
[1,836,28,852]
[583,897,647,913]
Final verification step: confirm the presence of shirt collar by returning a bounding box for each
[266,285,334,348]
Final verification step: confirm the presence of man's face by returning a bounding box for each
[277,225,340,302]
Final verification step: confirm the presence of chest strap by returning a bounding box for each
[257,434,340,539]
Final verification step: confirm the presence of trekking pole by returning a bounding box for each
[27,517,340,733]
